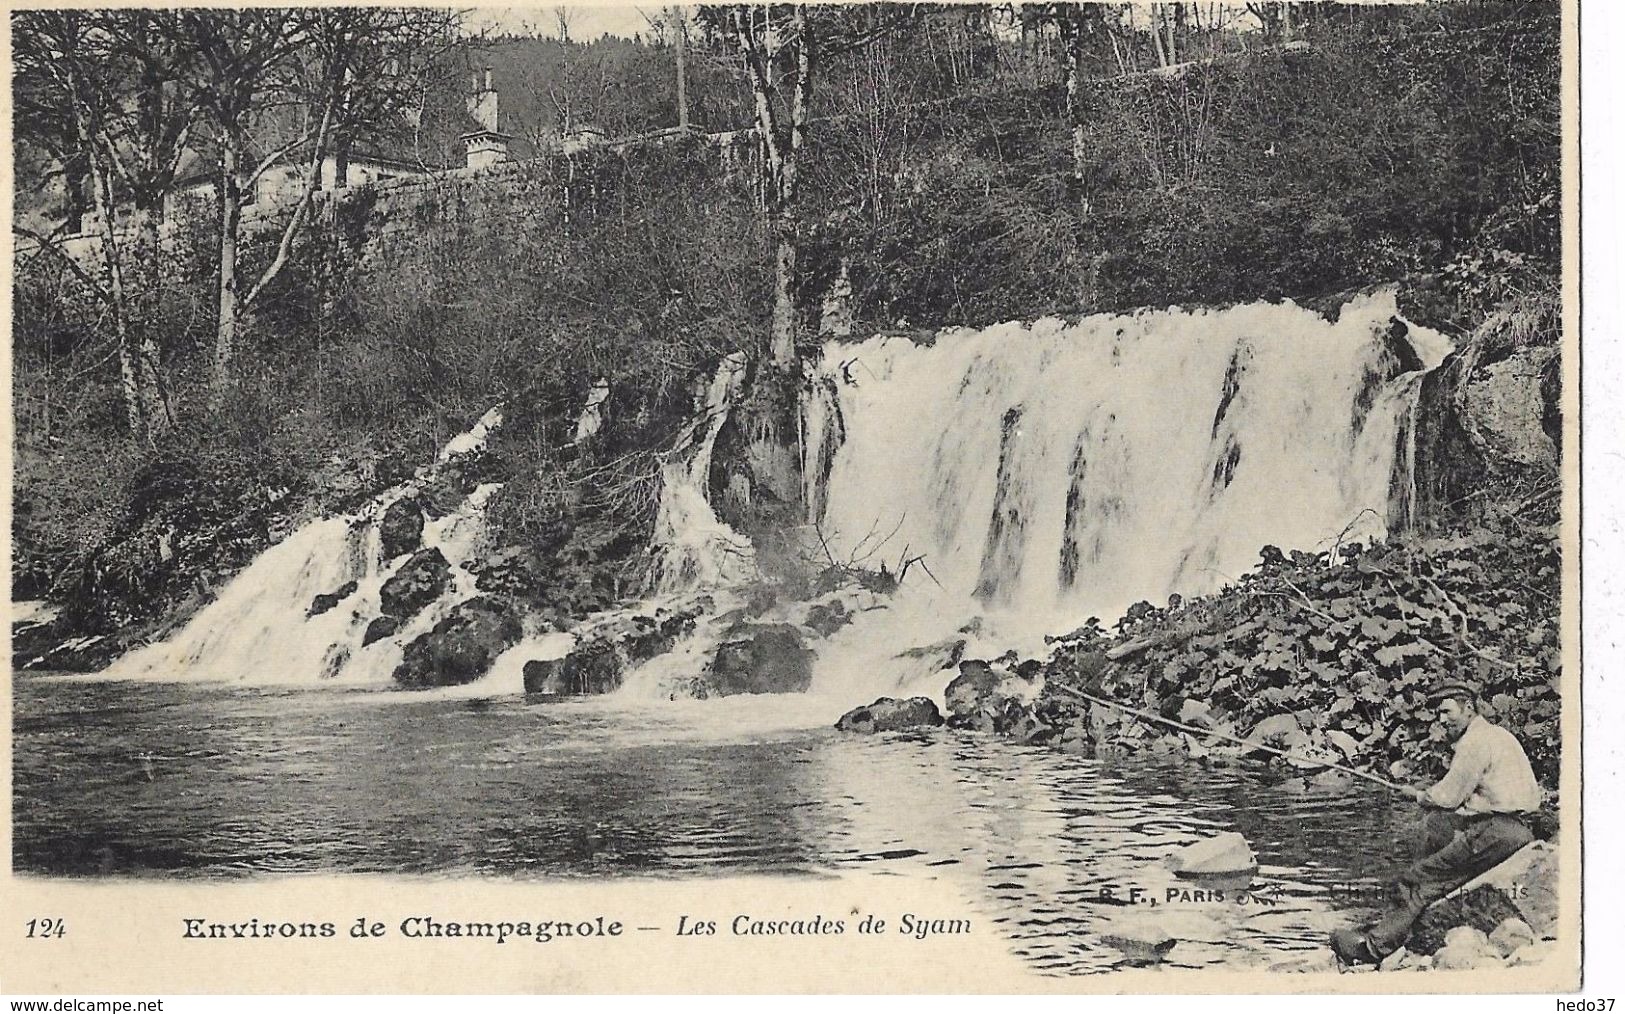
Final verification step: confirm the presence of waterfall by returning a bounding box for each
[804,291,1450,643]
[649,353,757,593]
[101,414,506,685]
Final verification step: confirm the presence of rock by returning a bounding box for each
[1408,884,1524,956]
[1433,931,1498,970]
[1463,346,1559,470]
[1488,917,1536,956]
[522,657,567,695]
[701,623,814,696]
[1168,831,1257,877]
[1460,840,1559,936]
[1098,914,1177,965]
[542,641,626,696]
[896,637,967,673]
[392,597,522,689]
[944,660,1002,725]
[1378,947,1410,972]
[379,497,426,559]
[803,599,852,637]
[1442,925,1493,952]
[835,696,944,733]
[379,548,450,620]
[307,581,358,618]
[362,616,401,647]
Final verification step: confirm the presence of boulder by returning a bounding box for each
[1408,884,1524,956]
[379,497,426,559]
[803,599,853,637]
[1431,926,1499,970]
[1460,840,1559,936]
[362,616,400,647]
[702,623,815,696]
[1462,346,1560,470]
[1488,917,1536,957]
[944,660,1001,725]
[522,657,567,695]
[1168,831,1257,878]
[835,697,944,734]
[1098,916,1176,966]
[379,548,451,620]
[392,597,522,689]
[529,601,710,697]
[307,581,358,618]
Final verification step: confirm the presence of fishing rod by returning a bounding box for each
[1048,683,1411,794]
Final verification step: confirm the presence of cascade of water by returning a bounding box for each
[805,291,1450,650]
[102,412,508,685]
[649,353,757,593]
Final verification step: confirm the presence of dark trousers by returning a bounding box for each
[1364,809,1533,957]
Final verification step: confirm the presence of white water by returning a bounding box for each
[90,294,1448,713]
[100,414,508,687]
[649,352,756,593]
[803,291,1450,655]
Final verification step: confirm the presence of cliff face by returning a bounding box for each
[1405,307,1560,533]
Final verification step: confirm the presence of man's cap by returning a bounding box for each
[1427,680,1480,704]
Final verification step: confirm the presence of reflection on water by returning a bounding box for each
[13,675,1411,974]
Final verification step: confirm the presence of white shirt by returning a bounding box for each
[1425,715,1542,815]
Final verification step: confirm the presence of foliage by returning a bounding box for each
[1044,517,1562,788]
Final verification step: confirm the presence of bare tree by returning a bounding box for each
[12,11,196,441]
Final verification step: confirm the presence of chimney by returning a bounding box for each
[461,66,510,170]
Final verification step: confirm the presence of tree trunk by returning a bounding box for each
[770,212,798,370]
[214,139,242,397]
[674,8,689,130]
[335,133,352,189]
[133,207,172,434]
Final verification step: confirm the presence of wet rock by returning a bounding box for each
[702,623,815,696]
[1488,917,1536,956]
[533,599,712,697]
[944,660,1001,726]
[392,597,522,689]
[307,581,358,618]
[27,633,119,673]
[379,497,426,559]
[835,696,944,734]
[533,641,626,696]
[1168,831,1257,877]
[379,548,450,620]
[1408,884,1524,956]
[1099,915,1176,965]
[896,637,966,673]
[802,599,853,637]
[362,616,400,647]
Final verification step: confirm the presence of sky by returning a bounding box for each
[466,5,658,40]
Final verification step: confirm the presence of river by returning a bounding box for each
[13,671,1413,975]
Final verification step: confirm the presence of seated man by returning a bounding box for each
[1330,680,1542,965]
